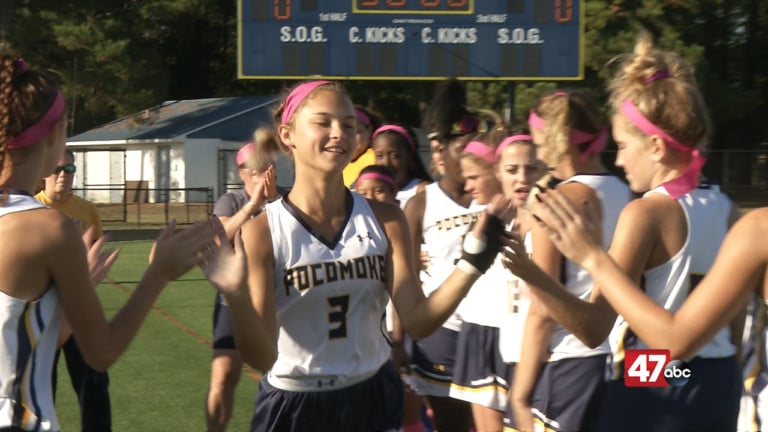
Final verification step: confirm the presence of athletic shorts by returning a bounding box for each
[410,327,459,397]
[212,293,236,350]
[449,322,511,411]
[598,356,740,432]
[250,361,403,431]
[506,355,606,432]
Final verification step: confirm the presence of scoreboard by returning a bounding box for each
[238,0,583,80]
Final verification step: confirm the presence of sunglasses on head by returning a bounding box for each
[54,163,76,174]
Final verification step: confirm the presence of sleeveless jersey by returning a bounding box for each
[608,185,736,377]
[421,183,485,331]
[459,220,519,328]
[396,178,421,209]
[265,192,391,390]
[498,231,533,363]
[0,195,62,431]
[548,174,631,361]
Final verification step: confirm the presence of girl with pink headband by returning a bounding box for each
[502,32,742,432]
[370,123,432,208]
[449,127,544,432]
[353,164,397,205]
[0,53,228,431]
[224,80,514,431]
[508,89,632,432]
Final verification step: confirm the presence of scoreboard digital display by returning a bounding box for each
[238,0,583,80]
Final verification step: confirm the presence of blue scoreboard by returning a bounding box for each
[238,0,583,80]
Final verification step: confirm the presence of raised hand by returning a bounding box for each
[82,227,120,287]
[148,219,217,282]
[264,165,278,200]
[200,218,247,295]
[531,189,603,266]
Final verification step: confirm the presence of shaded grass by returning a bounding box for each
[55,241,260,431]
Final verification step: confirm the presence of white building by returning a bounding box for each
[67,96,294,203]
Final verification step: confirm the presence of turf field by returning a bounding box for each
[55,240,261,431]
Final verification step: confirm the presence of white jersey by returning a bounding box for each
[396,178,422,209]
[548,174,631,361]
[460,220,518,328]
[421,183,485,331]
[265,192,391,391]
[0,194,62,431]
[608,184,736,376]
[499,231,533,363]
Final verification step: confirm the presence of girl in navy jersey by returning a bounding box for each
[222,80,511,432]
[0,53,221,431]
[502,32,743,432]
[509,89,631,432]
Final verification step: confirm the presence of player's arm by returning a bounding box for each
[222,213,278,371]
[726,202,746,364]
[53,216,216,371]
[511,183,616,348]
[509,209,561,432]
[534,192,766,360]
[377,197,506,340]
[218,180,268,243]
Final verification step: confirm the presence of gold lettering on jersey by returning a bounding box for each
[435,212,480,231]
[283,254,387,295]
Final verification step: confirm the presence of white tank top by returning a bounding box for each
[498,230,533,363]
[421,183,485,331]
[0,194,62,431]
[396,178,422,209]
[265,192,391,391]
[547,174,631,361]
[608,184,736,376]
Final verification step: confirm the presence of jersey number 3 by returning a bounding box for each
[327,295,350,339]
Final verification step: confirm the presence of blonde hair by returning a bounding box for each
[531,90,604,166]
[607,31,710,150]
[241,126,281,171]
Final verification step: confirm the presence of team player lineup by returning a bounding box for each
[2,30,766,432]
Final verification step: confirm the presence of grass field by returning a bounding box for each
[55,240,260,431]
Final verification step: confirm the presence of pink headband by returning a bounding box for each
[355,172,395,188]
[528,111,607,161]
[7,90,65,150]
[463,141,496,164]
[281,80,330,124]
[236,142,254,166]
[371,125,415,151]
[355,108,371,128]
[495,134,532,156]
[620,98,706,198]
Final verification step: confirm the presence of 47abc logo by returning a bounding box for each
[624,349,692,387]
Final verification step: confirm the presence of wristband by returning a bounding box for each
[462,233,486,254]
[456,259,481,276]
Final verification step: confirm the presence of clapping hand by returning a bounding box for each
[199,217,247,296]
[82,226,120,287]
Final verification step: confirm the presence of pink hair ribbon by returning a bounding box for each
[7,90,65,150]
[646,70,670,83]
[528,111,606,161]
[236,142,254,166]
[371,124,415,151]
[495,134,532,156]
[620,98,706,198]
[355,172,395,188]
[463,141,496,164]
[281,80,330,124]
[355,108,371,128]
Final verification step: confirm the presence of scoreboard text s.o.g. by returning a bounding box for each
[238,0,583,80]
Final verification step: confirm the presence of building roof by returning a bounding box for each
[68,96,276,143]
